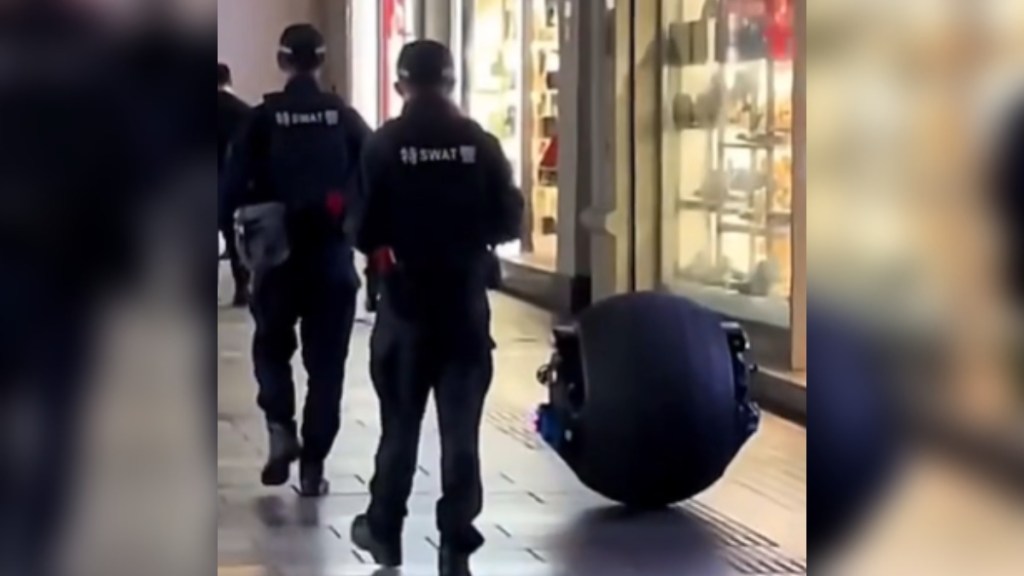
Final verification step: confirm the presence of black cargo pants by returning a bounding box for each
[250,243,358,464]
[365,297,493,553]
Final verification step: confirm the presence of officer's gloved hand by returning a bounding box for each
[485,249,502,289]
[366,248,396,313]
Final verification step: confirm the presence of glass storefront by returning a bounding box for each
[381,0,417,120]
[462,0,523,180]
[657,0,797,328]
[458,0,561,271]
[527,0,561,270]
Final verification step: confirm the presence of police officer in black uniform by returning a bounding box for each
[220,23,371,496]
[218,63,252,306]
[349,40,523,576]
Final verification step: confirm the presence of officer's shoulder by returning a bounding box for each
[336,99,372,129]
[260,91,286,106]
[461,117,503,148]
[243,102,273,128]
[370,117,403,142]
[250,97,277,118]
[324,93,352,112]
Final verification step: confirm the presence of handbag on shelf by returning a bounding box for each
[541,216,557,235]
[672,91,721,130]
[694,91,721,125]
[671,94,696,129]
[728,168,768,192]
[541,115,558,138]
[545,71,558,90]
[666,22,689,67]
[697,171,729,204]
[544,0,559,27]
[667,20,710,66]
[736,18,767,60]
[538,136,558,185]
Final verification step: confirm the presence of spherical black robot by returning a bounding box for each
[536,292,760,508]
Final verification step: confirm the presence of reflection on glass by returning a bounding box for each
[660,0,795,327]
[464,0,560,271]
[466,0,525,258]
[467,0,522,176]
[525,0,561,269]
[383,0,416,120]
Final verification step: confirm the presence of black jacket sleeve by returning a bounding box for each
[218,92,252,169]
[356,129,393,255]
[219,104,269,231]
[479,132,525,245]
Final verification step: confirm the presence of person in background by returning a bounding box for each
[220,24,372,496]
[217,62,251,306]
[350,40,523,576]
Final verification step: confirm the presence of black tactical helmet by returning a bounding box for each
[278,23,326,72]
[396,39,455,88]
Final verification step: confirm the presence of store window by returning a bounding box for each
[659,0,796,327]
[464,0,523,178]
[525,0,561,269]
[381,0,416,120]
[461,0,560,271]
[462,0,526,259]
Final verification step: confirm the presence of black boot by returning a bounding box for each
[350,514,402,568]
[260,423,300,486]
[439,547,472,576]
[298,460,330,497]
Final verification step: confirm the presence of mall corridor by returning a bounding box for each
[216,284,807,576]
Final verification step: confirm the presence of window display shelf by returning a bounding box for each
[465,0,524,197]
[660,0,795,306]
[528,0,560,251]
[461,0,559,270]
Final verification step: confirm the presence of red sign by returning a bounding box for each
[540,136,559,171]
[722,0,793,60]
[767,0,793,60]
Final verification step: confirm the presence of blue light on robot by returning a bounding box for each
[535,404,564,449]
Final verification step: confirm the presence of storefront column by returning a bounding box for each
[556,0,613,310]
[556,0,578,278]
[417,0,452,42]
[790,0,806,371]
[315,0,352,98]
[583,0,635,301]
[630,0,661,292]
[545,0,620,311]
[519,0,537,251]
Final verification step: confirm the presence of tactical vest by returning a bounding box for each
[262,91,354,241]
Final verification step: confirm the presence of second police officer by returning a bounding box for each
[349,40,524,576]
[220,24,372,496]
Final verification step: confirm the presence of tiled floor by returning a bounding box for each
[216,290,807,576]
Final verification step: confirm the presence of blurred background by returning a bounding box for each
[0,0,1021,574]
